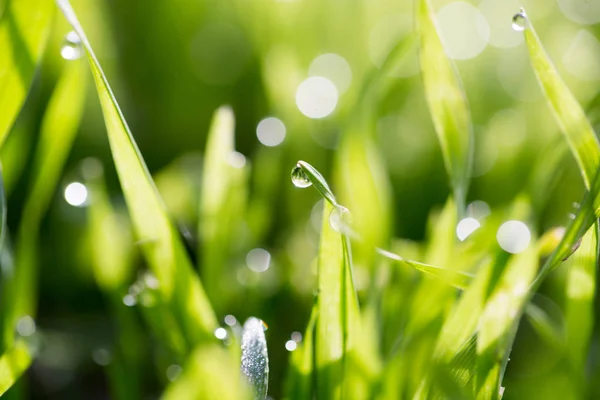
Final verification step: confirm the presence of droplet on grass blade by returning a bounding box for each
[241,318,269,400]
[511,9,528,32]
[61,31,82,60]
[291,164,312,188]
[328,205,352,234]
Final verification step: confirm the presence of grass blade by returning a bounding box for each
[315,200,360,399]
[0,0,53,146]
[162,345,251,400]
[292,161,361,399]
[521,8,600,188]
[56,0,218,345]
[376,248,473,290]
[285,306,317,400]
[1,56,87,349]
[418,0,473,214]
[241,318,269,400]
[199,106,248,312]
[0,341,31,396]
[564,226,598,395]
[0,163,5,252]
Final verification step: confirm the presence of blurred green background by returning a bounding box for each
[3,0,600,398]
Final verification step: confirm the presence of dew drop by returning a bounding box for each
[511,10,528,32]
[214,327,228,340]
[166,364,183,382]
[329,205,352,234]
[291,165,312,188]
[92,348,112,366]
[224,315,237,326]
[16,316,36,337]
[291,331,303,343]
[123,294,137,307]
[285,340,297,351]
[61,31,83,60]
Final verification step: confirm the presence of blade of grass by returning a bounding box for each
[199,106,248,313]
[284,306,317,400]
[315,200,360,399]
[417,0,473,215]
[564,225,598,395]
[0,0,53,147]
[241,318,269,399]
[1,56,87,349]
[85,164,143,399]
[0,163,5,252]
[292,161,361,399]
[475,242,539,399]
[162,345,251,400]
[522,8,600,189]
[0,340,31,396]
[376,248,473,290]
[56,0,218,346]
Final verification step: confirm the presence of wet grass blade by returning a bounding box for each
[292,161,361,399]
[56,0,218,345]
[417,0,473,214]
[241,318,269,399]
[1,57,87,349]
[522,8,600,188]
[315,200,360,399]
[0,0,53,146]
[0,340,31,396]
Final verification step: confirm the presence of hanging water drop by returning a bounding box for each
[291,164,312,188]
[329,205,352,234]
[61,31,83,60]
[511,10,528,32]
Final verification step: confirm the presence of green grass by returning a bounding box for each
[0,1,599,399]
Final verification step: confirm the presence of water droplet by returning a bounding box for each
[226,151,246,169]
[246,248,271,273]
[291,164,312,188]
[562,237,583,261]
[456,217,481,241]
[291,331,302,342]
[497,220,531,254]
[123,294,137,307]
[61,31,83,60]
[295,76,338,119]
[64,182,88,207]
[166,364,182,382]
[329,206,352,234]
[214,327,228,340]
[257,117,286,147]
[224,315,237,326]
[92,348,111,366]
[511,10,528,32]
[16,316,36,337]
[285,340,297,351]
